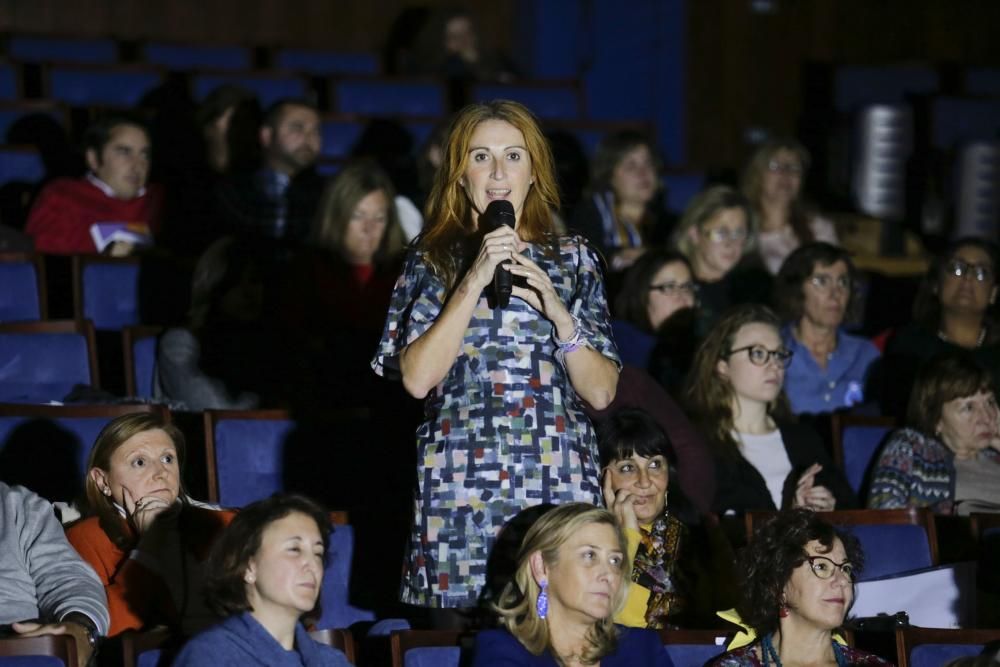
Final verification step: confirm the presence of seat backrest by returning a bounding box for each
[204,410,295,506]
[661,629,729,667]
[319,117,365,159]
[317,521,376,630]
[191,72,308,108]
[46,66,163,107]
[390,631,472,667]
[0,64,17,100]
[8,36,118,65]
[0,146,45,186]
[0,320,98,403]
[746,509,936,581]
[0,253,44,322]
[274,49,379,76]
[0,403,166,501]
[74,257,141,331]
[143,42,251,71]
[0,634,77,667]
[122,326,162,399]
[332,78,445,116]
[895,627,1000,667]
[831,414,895,496]
[471,82,582,120]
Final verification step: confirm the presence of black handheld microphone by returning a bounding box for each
[484,200,516,308]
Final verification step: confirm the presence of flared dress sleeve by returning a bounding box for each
[565,236,621,369]
[371,246,446,378]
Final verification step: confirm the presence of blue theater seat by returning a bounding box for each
[471,82,582,120]
[663,172,706,215]
[0,403,167,501]
[895,627,1000,667]
[73,256,141,331]
[0,147,44,186]
[0,64,19,101]
[931,97,1000,150]
[8,36,117,65]
[0,253,45,322]
[122,326,161,399]
[332,79,445,117]
[831,414,896,497]
[318,513,376,629]
[204,409,295,507]
[46,66,163,107]
[0,320,98,403]
[143,42,251,71]
[274,49,379,76]
[390,631,474,667]
[192,72,309,108]
[320,117,365,159]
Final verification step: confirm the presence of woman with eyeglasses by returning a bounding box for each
[880,237,1000,419]
[772,243,880,415]
[612,249,699,386]
[740,138,839,276]
[709,509,891,666]
[685,304,856,515]
[868,353,1000,514]
[674,186,772,334]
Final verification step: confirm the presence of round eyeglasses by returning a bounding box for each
[705,227,749,245]
[649,281,698,297]
[944,259,993,283]
[725,344,793,368]
[767,160,804,176]
[808,274,851,293]
[805,555,855,581]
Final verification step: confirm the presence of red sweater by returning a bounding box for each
[25,178,164,255]
[66,506,234,636]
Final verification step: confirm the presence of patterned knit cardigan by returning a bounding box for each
[867,427,1000,513]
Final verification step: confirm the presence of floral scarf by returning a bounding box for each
[633,510,685,629]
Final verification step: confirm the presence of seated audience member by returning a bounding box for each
[710,509,891,666]
[869,354,1000,514]
[155,237,281,410]
[685,304,856,515]
[173,494,352,666]
[740,138,839,275]
[612,250,700,396]
[674,186,771,333]
[599,409,734,629]
[25,114,163,255]
[66,413,234,636]
[572,130,672,272]
[474,503,672,666]
[214,98,323,243]
[773,243,880,415]
[587,366,716,515]
[0,481,108,667]
[881,237,1000,419]
[412,7,518,84]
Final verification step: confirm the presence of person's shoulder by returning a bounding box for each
[614,625,664,654]
[64,515,103,540]
[474,629,535,660]
[838,330,880,357]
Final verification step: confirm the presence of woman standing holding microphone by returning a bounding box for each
[372,100,620,613]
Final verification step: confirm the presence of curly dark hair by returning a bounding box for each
[772,242,859,323]
[204,493,331,620]
[736,509,864,637]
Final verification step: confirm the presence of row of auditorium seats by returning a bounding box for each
[1,623,996,667]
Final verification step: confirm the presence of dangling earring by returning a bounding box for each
[536,581,549,619]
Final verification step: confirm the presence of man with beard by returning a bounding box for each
[214,98,323,243]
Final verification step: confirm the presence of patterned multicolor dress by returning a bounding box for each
[372,234,620,607]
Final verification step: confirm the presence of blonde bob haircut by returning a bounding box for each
[673,185,755,260]
[84,412,186,551]
[419,99,561,289]
[494,503,628,662]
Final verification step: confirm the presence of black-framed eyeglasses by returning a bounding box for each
[649,281,699,297]
[725,345,793,368]
[767,160,804,175]
[945,259,993,283]
[808,274,851,292]
[805,555,855,581]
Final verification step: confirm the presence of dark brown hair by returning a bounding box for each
[84,412,186,550]
[614,249,694,333]
[772,242,858,322]
[204,494,331,619]
[906,353,995,436]
[737,509,864,637]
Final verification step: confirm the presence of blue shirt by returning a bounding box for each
[472,627,673,666]
[781,325,880,415]
[172,612,352,667]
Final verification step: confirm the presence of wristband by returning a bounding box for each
[553,316,584,362]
